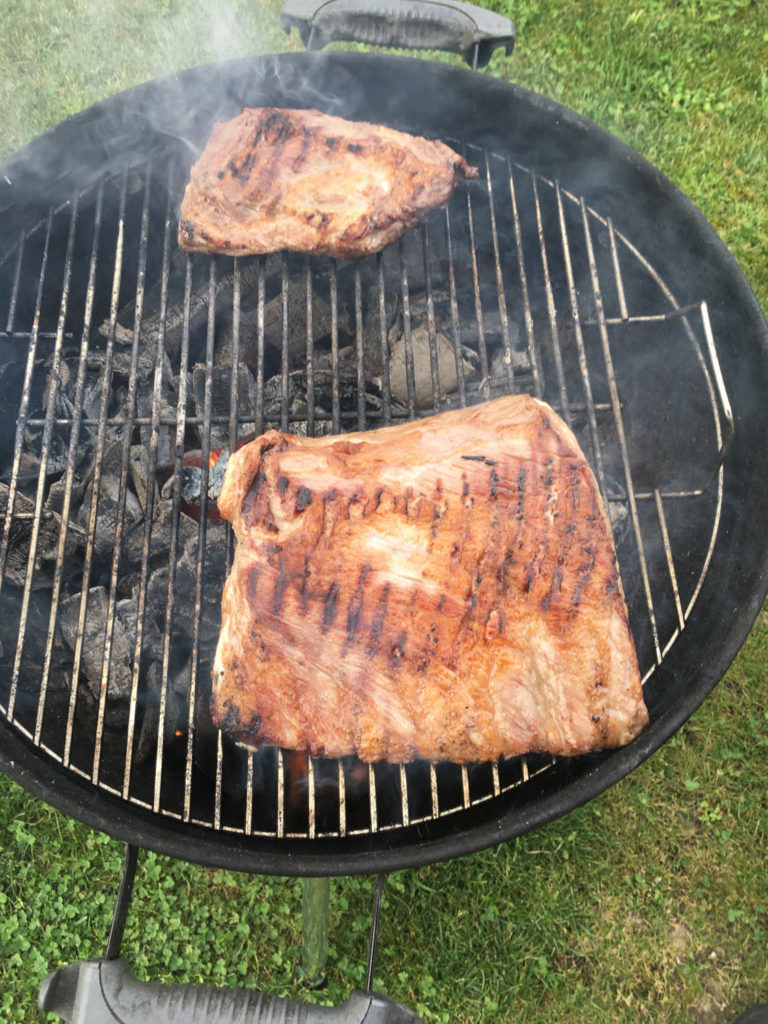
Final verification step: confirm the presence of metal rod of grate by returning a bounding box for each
[0,143,730,842]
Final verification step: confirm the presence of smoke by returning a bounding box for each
[138,0,293,78]
[0,0,296,159]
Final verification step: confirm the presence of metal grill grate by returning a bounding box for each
[0,139,732,841]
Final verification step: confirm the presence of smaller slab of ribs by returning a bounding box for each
[211,395,648,764]
[178,107,478,260]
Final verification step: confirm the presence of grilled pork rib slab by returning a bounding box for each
[211,395,647,764]
[178,107,478,259]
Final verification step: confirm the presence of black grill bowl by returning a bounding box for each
[1,52,767,876]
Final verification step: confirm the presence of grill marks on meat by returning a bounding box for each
[211,395,648,764]
[178,108,479,260]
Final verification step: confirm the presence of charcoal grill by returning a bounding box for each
[2,0,768,1020]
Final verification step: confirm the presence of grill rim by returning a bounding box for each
[1,50,768,876]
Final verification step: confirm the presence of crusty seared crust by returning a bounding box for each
[211,395,648,763]
[178,107,478,260]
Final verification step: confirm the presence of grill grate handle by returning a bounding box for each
[39,959,424,1024]
[281,0,514,68]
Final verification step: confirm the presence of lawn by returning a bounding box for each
[1,1,767,1022]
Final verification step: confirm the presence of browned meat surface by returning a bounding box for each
[211,395,648,764]
[178,107,478,260]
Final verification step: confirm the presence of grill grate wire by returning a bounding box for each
[0,141,732,841]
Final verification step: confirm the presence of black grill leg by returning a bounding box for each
[105,843,140,960]
[366,873,386,993]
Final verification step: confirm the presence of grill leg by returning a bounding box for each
[366,873,385,992]
[301,873,387,991]
[105,843,140,960]
[301,876,330,987]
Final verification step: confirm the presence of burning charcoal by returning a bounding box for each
[162,452,231,510]
[134,661,189,765]
[77,444,143,561]
[97,250,200,356]
[100,256,274,364]
[129,445,155,515]
[75,366,111,425]
[1,488,36,587]
[218,278,349,372]
[85,341,159,391]
[261,368,384,427]
[146,520,229,662]
[13,429,70,485]
[45,465,90,516]
[105,344,161,382]
[1,484,86,590]
[201,452,228,503]
[115,247,189,327]
[0,482,33,518]
[388,324,477,410]
[120,502,199,571]
[41,358,72,411]
[190,363,259,449]
[58,587,137,704]
[18,382,74,483]
[57,589,165,709]
[0,353,78,480]
[136,367,181,468]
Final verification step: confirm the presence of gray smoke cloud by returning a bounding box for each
[0,0,298,159]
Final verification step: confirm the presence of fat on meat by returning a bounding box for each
[211,395,648,764]
[178,107,478,260]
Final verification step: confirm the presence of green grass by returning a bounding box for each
[484,0,768,312]
[1,1,767,1022]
